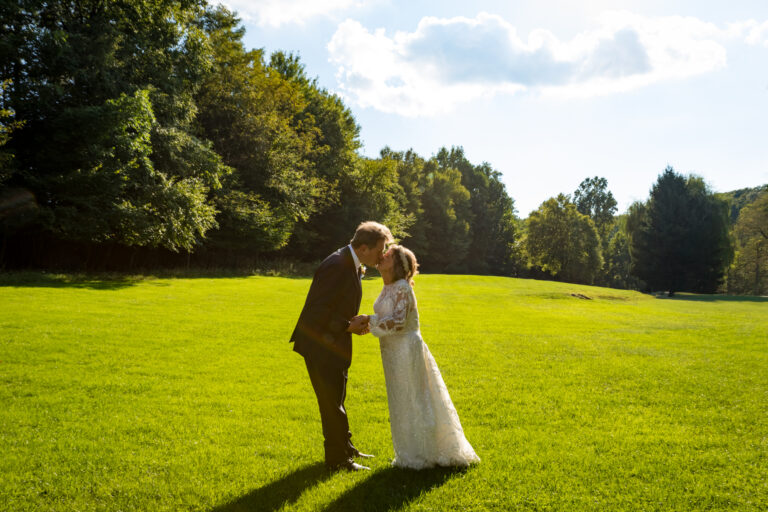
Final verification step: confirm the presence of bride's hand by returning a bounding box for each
[348,315,369,334]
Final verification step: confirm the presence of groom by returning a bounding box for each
[290,221,393,472]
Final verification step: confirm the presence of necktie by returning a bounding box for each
[357,266,363,280]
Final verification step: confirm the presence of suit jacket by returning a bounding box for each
[290,246,362,369]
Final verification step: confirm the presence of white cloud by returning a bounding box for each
[220,0,368,27]
[328,11,765,116]
[735,20,768,46]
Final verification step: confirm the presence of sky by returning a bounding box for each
[221,0,768,216]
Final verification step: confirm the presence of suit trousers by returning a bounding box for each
[304,358,356,466]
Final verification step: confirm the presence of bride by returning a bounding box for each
[362,244,480,469]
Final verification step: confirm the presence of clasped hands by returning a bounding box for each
[347,314,370,335]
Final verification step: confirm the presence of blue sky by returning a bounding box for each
[222,0,768,216]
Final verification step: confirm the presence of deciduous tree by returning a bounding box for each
[1,0,227,251]
[729,191,768,295]
[524,194,602,284]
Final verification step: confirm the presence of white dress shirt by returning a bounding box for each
[348,244,362,274]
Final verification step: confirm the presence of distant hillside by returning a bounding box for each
[716,184,768,223]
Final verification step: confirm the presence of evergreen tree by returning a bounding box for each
[629,167,733,295]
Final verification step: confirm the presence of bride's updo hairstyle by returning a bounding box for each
[390,244,419,286]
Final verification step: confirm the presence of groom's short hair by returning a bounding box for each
[350,221,394,248]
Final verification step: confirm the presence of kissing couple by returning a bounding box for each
[290,221,480,472]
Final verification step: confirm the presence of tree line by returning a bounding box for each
[1,1,765,295]
[522,170,766,296]
[0,1,517,274]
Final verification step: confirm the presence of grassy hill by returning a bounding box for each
[1,273,766,511]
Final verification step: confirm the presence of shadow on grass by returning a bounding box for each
[656,293,768,303]
[320,465,467,512]
[210,462,331,512]
[0,268,325,290]
[209,464,466,512]
[0,272,142,290]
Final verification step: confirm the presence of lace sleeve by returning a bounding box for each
[369,282,411,337]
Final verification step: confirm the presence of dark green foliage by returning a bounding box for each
[287,154,413,259]
[716,184,768,223]
[1,0,228,251]
[573,176,618,239]
[728,191,768,295]
[194,8,328,252]
[524,194,603,284]
[269,50,370,259]
[0,80,22,185]
[628,167,733,295]
[573,177,619,286]
[366,146,520,274]
[603,215,644,290]
[206,189,292,251]
[418,160,472,271]
[433,147,520,274]
[270,51,361,183]
[0,1,520,272]
[0,1,749,287]
[378,147,430,257]
[282,143,520,274]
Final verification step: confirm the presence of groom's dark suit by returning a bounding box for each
[290,246,362,467]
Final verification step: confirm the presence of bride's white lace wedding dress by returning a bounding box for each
[369,279,480,469]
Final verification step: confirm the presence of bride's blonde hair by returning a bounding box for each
[390,244,419,285]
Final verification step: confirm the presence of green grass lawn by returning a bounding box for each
[1,272,766,511]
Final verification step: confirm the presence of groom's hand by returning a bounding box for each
[359,316,370,335]
[347,315,369,335]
